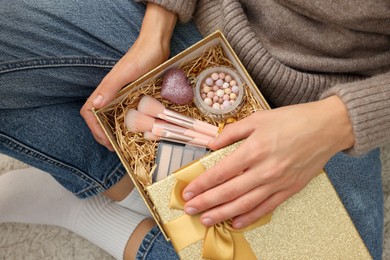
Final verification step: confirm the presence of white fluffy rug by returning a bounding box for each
[1,145,390,259]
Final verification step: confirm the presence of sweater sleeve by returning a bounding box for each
[134,0,197,23]
[320,71,390,156]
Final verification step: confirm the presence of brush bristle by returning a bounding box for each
[138,95,165,117]
[143,132,160,141]
[151,127,165,137]
[125,109,155,132]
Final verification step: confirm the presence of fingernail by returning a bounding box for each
[103,140,111,148]
[202,217,213,226]
[92,95,103,107]
[184,207,197,215]
[183,192,194,201]
[233,221,244,229]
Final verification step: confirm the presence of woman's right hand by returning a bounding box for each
[80,3,177,150]
[183,96,355,229]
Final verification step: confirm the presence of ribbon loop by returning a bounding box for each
[166,158,272,259]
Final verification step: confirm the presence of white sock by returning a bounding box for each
[117,188,152,217]
[0,168,148,260]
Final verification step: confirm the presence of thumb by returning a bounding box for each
[91,58,144,109]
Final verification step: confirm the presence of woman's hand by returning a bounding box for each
[81,3,177,150]
[182,96,355,229]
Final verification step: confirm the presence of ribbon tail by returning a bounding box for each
[233,232,258,260]
[203,225,234,260]
[164,214,206,252]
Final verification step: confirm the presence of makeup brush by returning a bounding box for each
[125,109,214,142]
[143,132,180,146]
[144,131,188,145]
[125,109,155,133]
[137,95,219,137]
[144,130,209,148]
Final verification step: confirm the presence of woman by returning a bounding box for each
[1,0,389,259]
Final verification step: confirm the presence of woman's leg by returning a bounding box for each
[0,0,202,199]
[0,167,151,260]
[1,1,201,258]
[325,149,383,260]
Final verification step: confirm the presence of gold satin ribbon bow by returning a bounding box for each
[164,159,272,260]
[217,117,237,135]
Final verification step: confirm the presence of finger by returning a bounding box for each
[81,98,113,149]
[208,113,260,150]
[80,102,115,151]
[91,58,141,109]
[232,189,292,229]
[183,173,253,215]
[182,150,245,201]
[184,161,273,215]
[82,57,145,149]
[197,183,277,227]
[183,138,264,201]
[185,174,279,226]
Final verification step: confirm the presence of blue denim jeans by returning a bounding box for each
[0,1,383,259]
[0,0,201,198]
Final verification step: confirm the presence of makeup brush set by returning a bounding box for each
[125,95,218,148]
[125,95,215,181]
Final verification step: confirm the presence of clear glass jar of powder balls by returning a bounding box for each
[194,66,245,121]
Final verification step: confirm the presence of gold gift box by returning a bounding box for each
[94,31,371,259]
[147,142,371,259]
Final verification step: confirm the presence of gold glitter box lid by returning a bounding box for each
[147,142,372,259]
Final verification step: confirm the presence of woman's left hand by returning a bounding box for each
[182,96,354,229]
[80,3,176,151]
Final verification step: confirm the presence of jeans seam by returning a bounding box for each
[137,226,160,260]
[96,163,127,196]
[0,132,122,197]
[0,56,117,74]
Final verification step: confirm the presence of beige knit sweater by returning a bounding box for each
[141,0,390,155]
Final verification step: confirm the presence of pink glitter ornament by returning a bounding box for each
[161,69,193,105]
